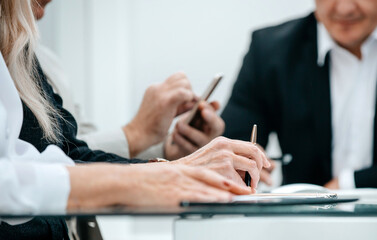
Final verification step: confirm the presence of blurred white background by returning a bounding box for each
[38,0,314,131]
[38,1,314,239]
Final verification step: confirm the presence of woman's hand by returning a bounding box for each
[67,163,251,209]
[173,137,271,192]
[120,163,251,206]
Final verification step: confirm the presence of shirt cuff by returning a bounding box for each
[79,128,130,159]
[6,162,72,215]
[338,169,356,190]
[34,163,71,214]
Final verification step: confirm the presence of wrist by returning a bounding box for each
[172,155,190,166]
[123,122,150,158]
[67,164,129,209]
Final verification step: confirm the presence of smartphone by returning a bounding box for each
[184,74,223,128]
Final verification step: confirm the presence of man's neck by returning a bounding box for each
[342,45,362,59]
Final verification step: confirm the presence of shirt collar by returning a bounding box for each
[371,27,377,40]
[317,23,336,66]
[317,23,377,66]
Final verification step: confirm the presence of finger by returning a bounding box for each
[250,167,261,189]
[228,170,248,187]
[223,139,270,169]
[169,88,196,107]
[176,100,197,116]
[167,75,192,91]
[236,144,264,172]
[209,101,221,111]
[200,109,225,136]
[263,154,271,168]
[227,154,261,189]
[176,122,209,147]
[268,159,276,171]
[198,101,220,112]
[187,167,251,195]
[172,131,198,154]
[181,187,232,203]
[260,169,273,186]
[255,144,271,168]
[264,159,276,173]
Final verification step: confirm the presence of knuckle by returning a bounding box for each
[249,161,257,169]
[221,151,233,160]
[195,168,207,178]
[249,145,260,157]
[213,136,229,149]
[147,84,158,93]
[174,72,187,79]
[219,156,233,169]
[213,149,232,160]
[176,88,188,97]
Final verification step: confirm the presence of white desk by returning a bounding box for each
[174,216,377,240]
[174,192,377,240]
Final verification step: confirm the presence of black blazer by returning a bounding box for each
[222,13,377,188]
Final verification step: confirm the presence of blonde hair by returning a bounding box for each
[0,0,61,142]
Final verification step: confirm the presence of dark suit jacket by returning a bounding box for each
[221,13,377,188]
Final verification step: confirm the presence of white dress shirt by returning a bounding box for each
[0,52,74,219]
[317,24,377,189]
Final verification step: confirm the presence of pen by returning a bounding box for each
[245,124,257,187]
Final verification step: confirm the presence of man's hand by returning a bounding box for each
[123,73,196,158]
[174,137,271,192]
[324,178,340,189]
[164,101,225,160]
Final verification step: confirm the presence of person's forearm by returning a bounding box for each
[66,164,131,209]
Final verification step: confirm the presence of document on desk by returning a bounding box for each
[232,193,337,202]
[180,193,359,207]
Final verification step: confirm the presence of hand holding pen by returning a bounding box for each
[245,124,257,187]
[244,124,271,191]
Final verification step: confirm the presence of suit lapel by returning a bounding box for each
[312,55,333,180]
[373,80,377,165]
[303,19,333,182]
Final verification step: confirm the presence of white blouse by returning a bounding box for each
[0,52,74,218]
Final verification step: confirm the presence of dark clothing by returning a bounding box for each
[20,63,147,165]
[221,13,377,187]
[1,61,147,239]
[0,218,69,240]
